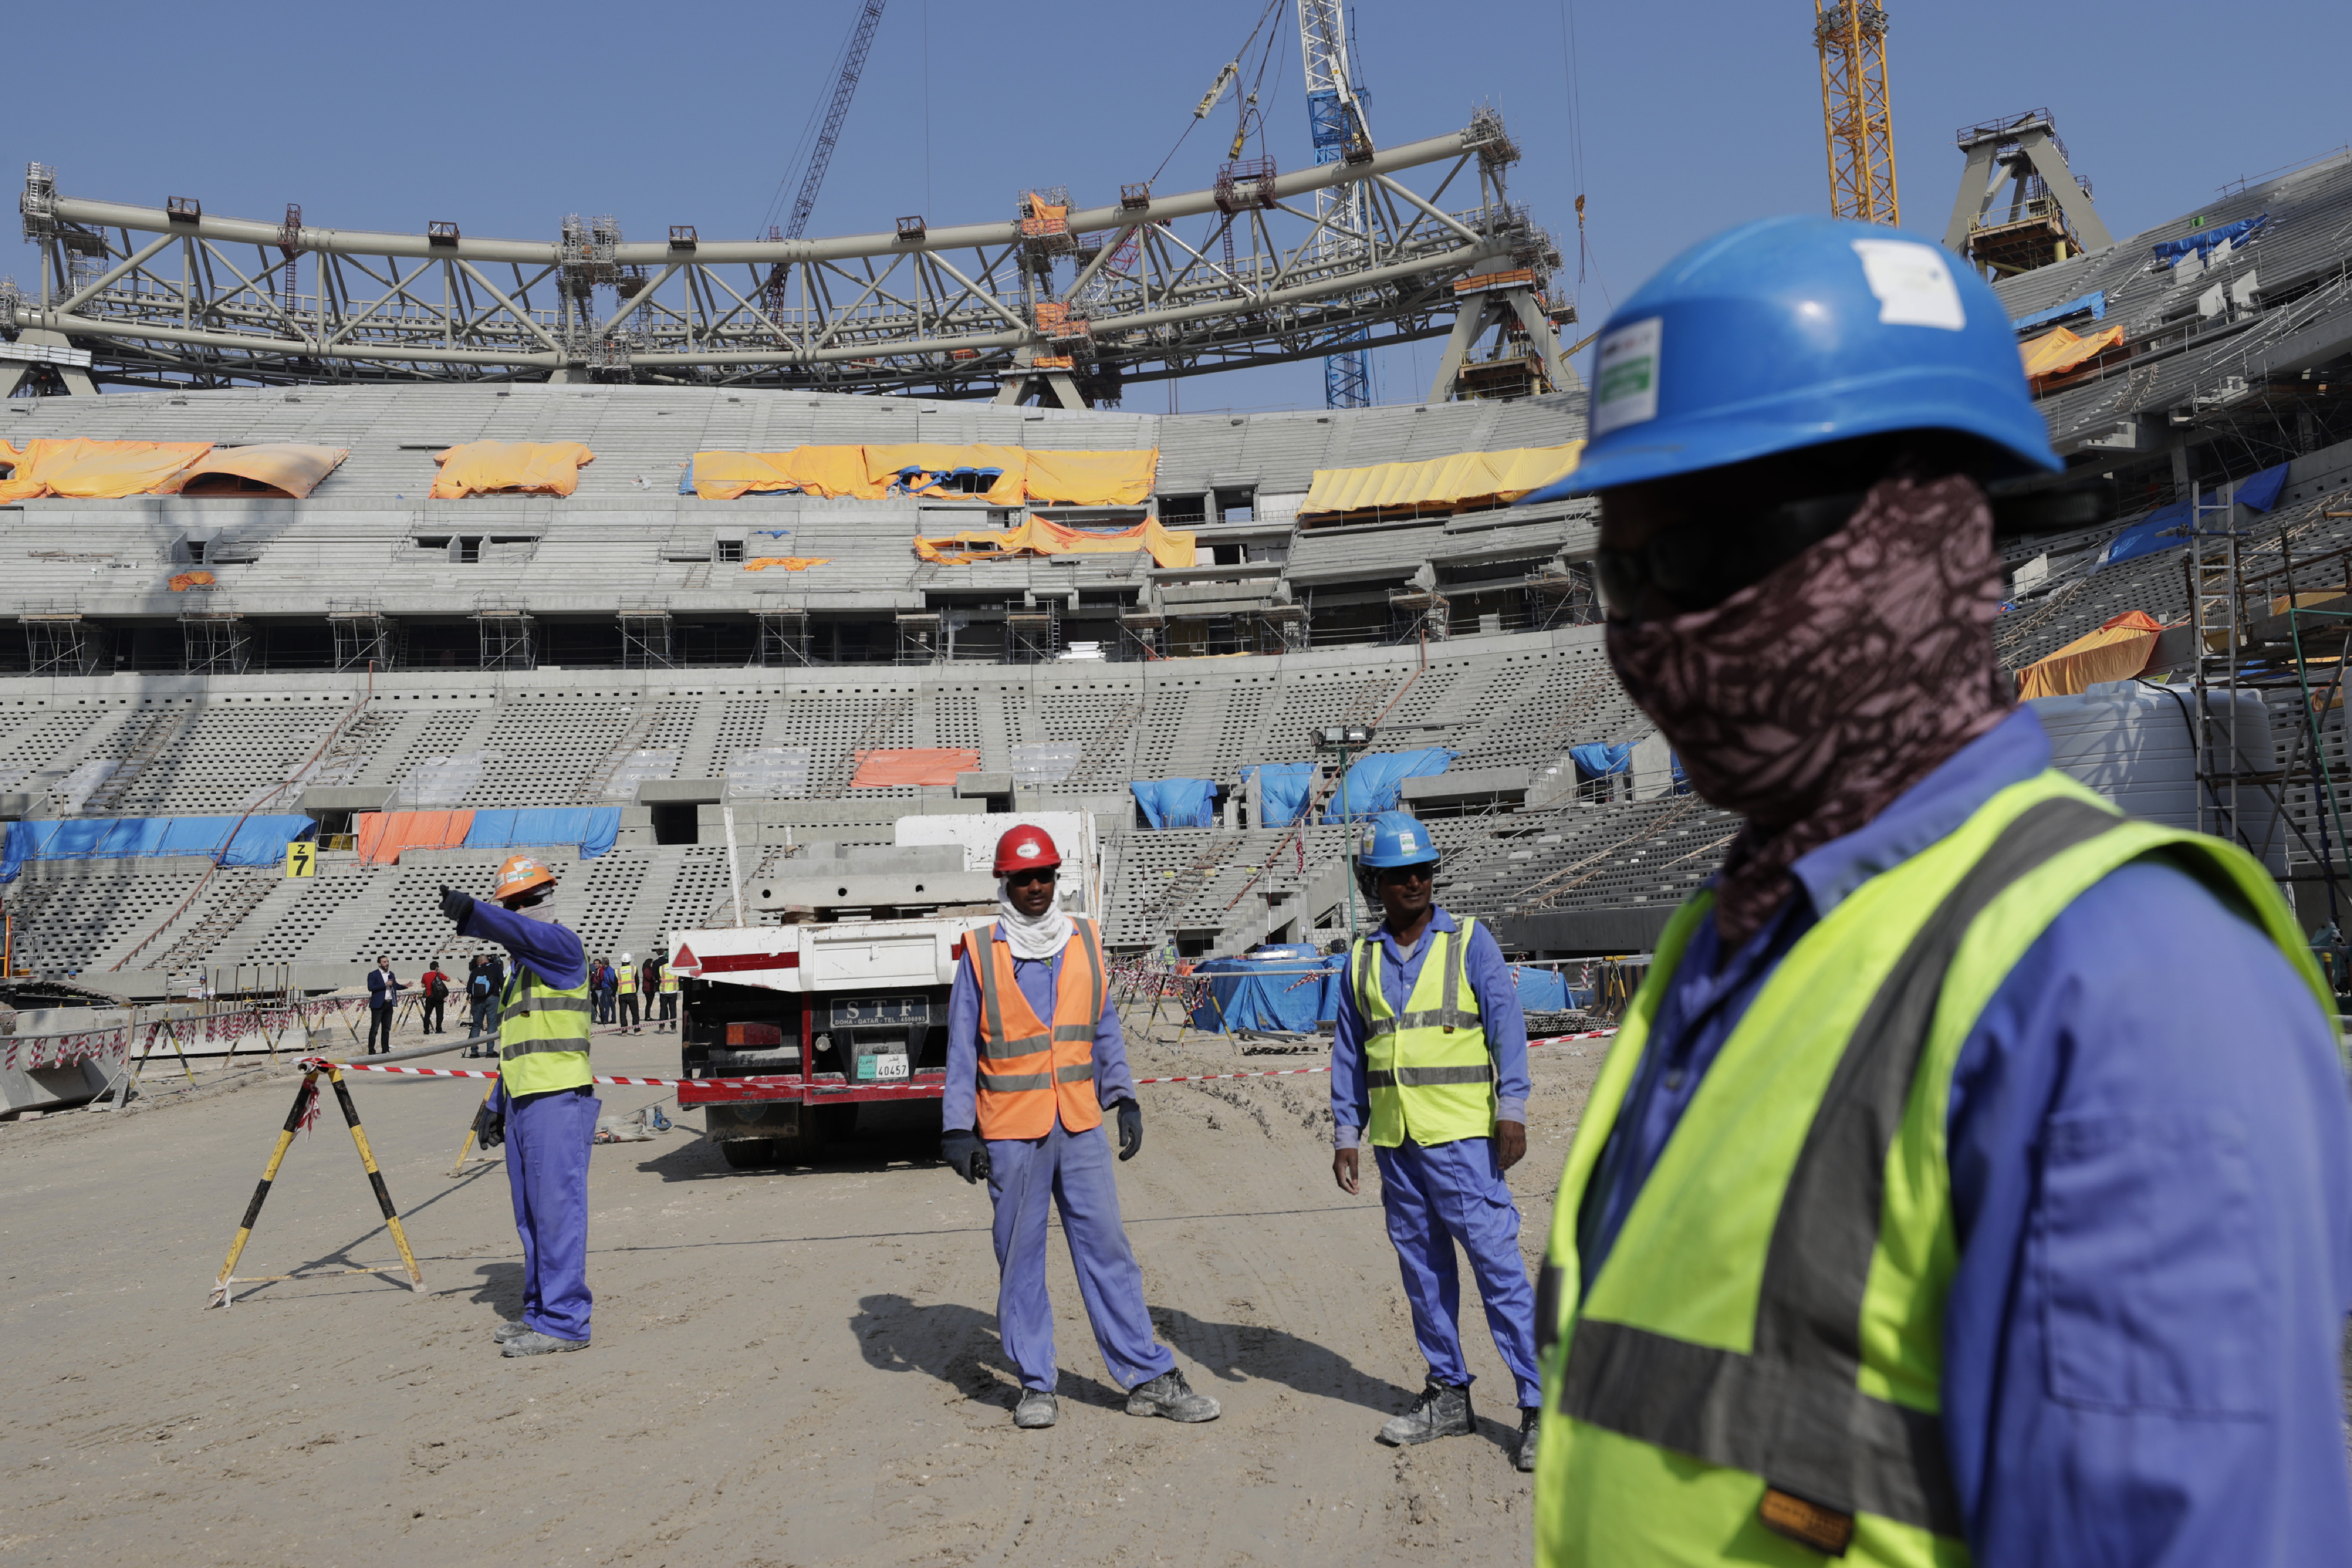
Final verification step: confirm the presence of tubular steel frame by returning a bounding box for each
[9,120,1554,401]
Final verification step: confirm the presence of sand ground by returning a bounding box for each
[0,1003,1604,1567]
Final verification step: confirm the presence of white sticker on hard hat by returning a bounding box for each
[1592,317,1663,436]
[1016,840,1039,858]
[1852,239,1965,330]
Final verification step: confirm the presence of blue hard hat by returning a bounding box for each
[1357,811,1438,870]
[1524,215,2059,502]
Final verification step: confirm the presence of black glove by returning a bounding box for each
[472,1099,505,1150]
[438,885,473,927]
[1115,1099,1142,1162]
[941,1128,990,1185]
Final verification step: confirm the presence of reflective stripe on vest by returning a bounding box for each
[1531,773,2331,1567]
[970,918,1106,1140]
[658,972,679,994]
[1351,917,1494,1148]
[498,960,594,1097]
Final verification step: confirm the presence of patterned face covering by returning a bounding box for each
[1603,472,2010,949]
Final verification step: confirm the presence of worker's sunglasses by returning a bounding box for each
[1374,863,1434,886]
[1594,490,1867,618]
[1005,867,1058,888]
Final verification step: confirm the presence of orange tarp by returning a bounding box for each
[864,444,1029,505]
[915,515,1197,568]
[430,441,595,499]
[2018,325,2125,389]
[1022,449,1159,506]
[691,447,883,501]
[743,556,830,572]
[849,748,980,788]
[0,438,212,501]
[2017,611,2167,700]
[168,571,216,592]
[689,445,1159,506]
[355,810,477,867]
[1298,444,1585,519]
[158,443,349,499]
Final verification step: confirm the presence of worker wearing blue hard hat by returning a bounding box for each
[1330,809,1543,1473]
[1529,216,2352,1565]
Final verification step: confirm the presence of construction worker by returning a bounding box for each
[616,952,640,1034]
[654,954,679,1032]
[1524,215,2352,1564]
[940,823,1220,1430]
[438,855,599,1358]
[1330,810,1540,1472]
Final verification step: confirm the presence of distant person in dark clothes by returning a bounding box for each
[365,956,401,1054]
[466,957,497,1052]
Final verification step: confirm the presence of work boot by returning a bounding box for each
[492,1319,531,1343]
[1014,1390,1058,1429]
[1126,1369,1221,1422]
[501,1330,589,1357]
[1514,1407,1540,1472]
[1378,1378,1473,1446]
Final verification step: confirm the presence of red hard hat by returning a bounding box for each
[992,824,1062,876]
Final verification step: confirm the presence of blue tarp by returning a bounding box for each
[461,807,620,861]
[1322,748,1456,823]
[1240,763,1317,829]
[2152,213,2266,266]
[2011,290,2107,332]
[0,814,316,883]
[2098,463,2291,571]
[1188,956,1345,1032]
[2235,461,2290,513]
[1570,742,1635,779]
[1513,965,1580,1011]
[1132,778,1218,830]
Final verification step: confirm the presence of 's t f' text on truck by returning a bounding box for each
[667,813,1100,1170]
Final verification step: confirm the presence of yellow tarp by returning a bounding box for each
[743,556,830,572]
[2016,611,2167,700]
[0,438,212,501]
[691,448,883,501]
[1298,443,1586,519]
[689,444,1159,506]
[2018,325,2125,389]
[430,441,596,499]
[1022,448,1159,506]
[157,443,349,499]
[915,515,1196,568]
[863,444,1030,506]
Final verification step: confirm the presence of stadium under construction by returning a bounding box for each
[5,100,2352,1054]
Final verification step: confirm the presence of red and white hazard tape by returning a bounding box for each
[315,1028,1616,1093]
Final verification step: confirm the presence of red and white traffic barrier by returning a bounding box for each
[315,1027,1616,1093]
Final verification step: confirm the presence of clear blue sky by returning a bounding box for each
[9,0,2348,412]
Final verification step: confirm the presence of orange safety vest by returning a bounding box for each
[968,917,1106,1140]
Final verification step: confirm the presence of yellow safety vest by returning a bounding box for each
[1533,770,2328,1566]
[658,970,678,995]
[616,967,637,995]
[1350,916,1495,1147]
[498,961,594,1097]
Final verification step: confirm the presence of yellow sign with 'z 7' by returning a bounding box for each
[285,840,317,878]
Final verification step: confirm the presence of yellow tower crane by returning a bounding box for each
[1815,2,1899,226]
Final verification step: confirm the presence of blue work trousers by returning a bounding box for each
[1374,1136,1541,1408]
[987,1118,1176,1394]
[503,1084,599,1342]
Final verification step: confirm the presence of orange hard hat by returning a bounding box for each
[992,824,1062,876]
[494,853,557,901]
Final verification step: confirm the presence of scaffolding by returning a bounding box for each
[327,601,395,671]
[894,612,943,665]
[755,608,811,667]
[473,604,536,671]
[179,610,252,674]
[21,609,107,675]
[1006,605,1059,664]
[619,604,675,670]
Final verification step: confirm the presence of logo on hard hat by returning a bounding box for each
[1016,840,1040,859]
[511,857,542,876]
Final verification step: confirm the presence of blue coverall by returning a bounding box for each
[1579,707,2352,1565]
[1331,910,1541,1409]
[945,925,1177,1394]
[464,899,597,1344]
